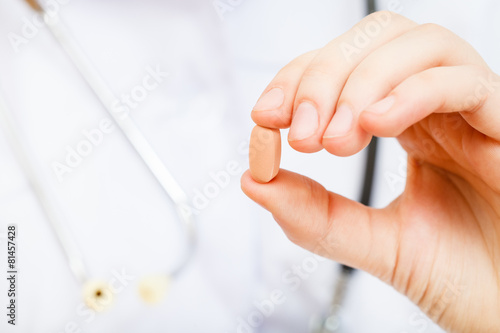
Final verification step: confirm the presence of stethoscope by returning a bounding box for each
[0,0,196,310]
[310,0,378,332]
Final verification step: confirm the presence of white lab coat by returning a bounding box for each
[0,0,498,332]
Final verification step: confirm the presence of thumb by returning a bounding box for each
[241,169,400,283]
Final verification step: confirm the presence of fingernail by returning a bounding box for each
[253,88,285,111]
[288,102,319,141]
[324,104,353,138]
[365,95,396,114]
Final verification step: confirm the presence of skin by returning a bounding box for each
[241,11,500,332]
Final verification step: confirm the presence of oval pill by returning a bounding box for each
[249,125,281,183]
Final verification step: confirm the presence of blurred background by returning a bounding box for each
[0,0,498,332]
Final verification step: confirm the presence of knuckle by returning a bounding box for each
[417,22,451,38]
[274,50,319,86]
[278,50,318,75]
[347,62,393,94]
[301,65,334,81]
[368,10,397,21]
[413,69,438,86]
[363,10,408,28]
[352,60,384,81]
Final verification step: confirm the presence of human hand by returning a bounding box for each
[241,11,500,332]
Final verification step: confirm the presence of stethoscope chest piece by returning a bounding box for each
[138,274,171,305]
[82,280,114,312]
